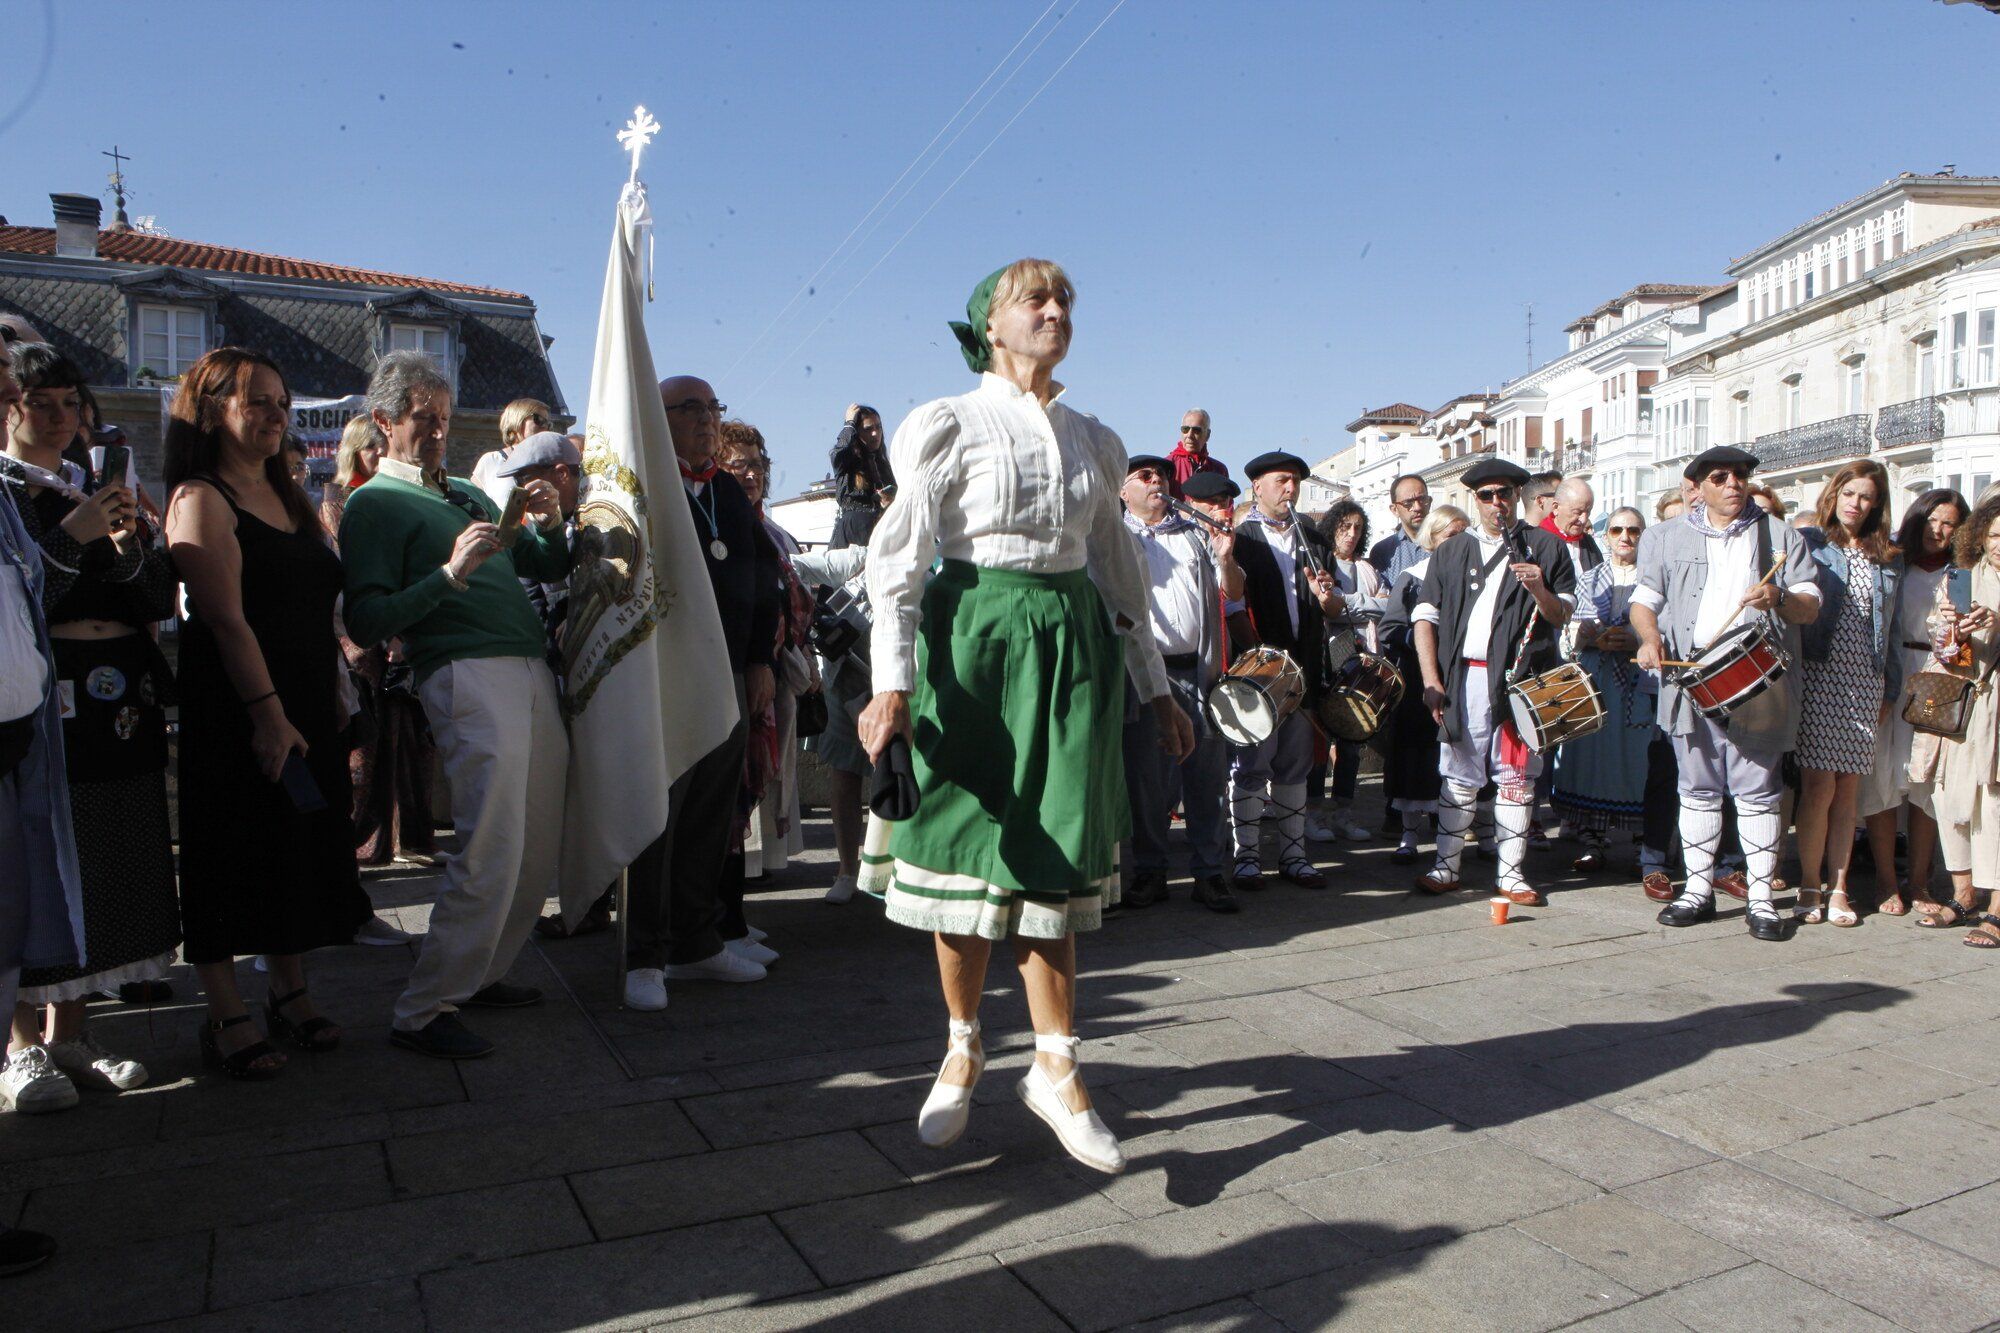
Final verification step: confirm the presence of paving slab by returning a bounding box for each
[1485,1103,1715,1189]
[140,1278,426,1333]
[570,1129,906,1238]
[656,1254,1064,1332]
[385,1097,708,1197]
[1893,1180,2000,1267]
[1119,1296,1290,1332]
[1612,1081,1842,1157]
[1512,1194,1749,1296]
[1731,1046,1978,1123]
[1094,1110,1380,1218]
[1763,1104,2000,1212]
[676,1064,934,1148]
[0,1229,210,1332]
[1645,1260,1902,1332]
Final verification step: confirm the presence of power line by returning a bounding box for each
[748,0,1128,404]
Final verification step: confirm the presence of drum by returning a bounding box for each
[1676,619,1788,719]
[1205,646,1305,746]
[1317,652,1404,741]
[1506,662,1605,752]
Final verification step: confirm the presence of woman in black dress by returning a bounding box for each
[3,343,178,1101]
[164,348,369,1078]
[1376,505,1468,864]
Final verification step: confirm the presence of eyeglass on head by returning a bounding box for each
[1474,486,1514,503]
[666,398,727,417]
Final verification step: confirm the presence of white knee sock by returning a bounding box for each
[1273,782,1308,866]
[1678,802,1725,904]
[1400,807,1425,849]
[1229,777,1266,863]
[1432,781,1478,879]
[1495,797,1532,893]
[1476,797,1497,850]
[1737,805,1782,907]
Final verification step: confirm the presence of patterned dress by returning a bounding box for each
[1797,548,1879,775]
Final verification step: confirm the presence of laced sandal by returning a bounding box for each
[199,1013,285,1080]
[266,987,341,1052]
[916,1018,983,1148]
[1016,1033,1125,1175]
[1794,887,1826,925]
[1827,888,1860,928]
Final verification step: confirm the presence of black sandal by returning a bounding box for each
[1917,899,1978,929]
[266,987,342,1052]
[1966,914,2000,950]
[199,1013,285,1079]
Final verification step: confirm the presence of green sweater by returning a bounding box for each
[339,472,572,684]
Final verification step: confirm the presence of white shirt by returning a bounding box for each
[1125,512,1208,657]
[1329,555,1385,627]
[1243,509,1304,636]
[1412,527,1509,659]
[0,555,47,724]
[470,449,516,510]
[867,373,1167,698]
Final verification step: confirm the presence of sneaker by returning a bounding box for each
[727,937,780,966]
[0,1227,56,1277]
[1304,814,1339,843]
[623,968,668,1011]
[1190,875,1240,914]
[389,1013,493,1060]
[1331,816,1372,841]
[46,1033,148,1091]
[353,915,416,946]
[1,1046,80,1113]
[464,982,543,1009]
[661,948,766,983]
[824,873,858,904]
[746,925,769,943]
[1123,872,1167,909]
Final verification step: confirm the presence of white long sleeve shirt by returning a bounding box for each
[866,373,1168,699]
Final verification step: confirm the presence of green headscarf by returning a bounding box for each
[947,266,1009,374]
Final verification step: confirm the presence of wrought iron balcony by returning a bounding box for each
[1875,397,1944,449]
[1561,438,1597,473]
[1753,414,1871,473]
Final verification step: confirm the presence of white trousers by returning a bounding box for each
[1441,662,1540,796]
[399,657,568,1032]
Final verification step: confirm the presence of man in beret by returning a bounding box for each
[1183,472,1259,651]
[1412,457,1576,905]
[1168,408,1230,500]
[1631,445,1819,941]
[1225,451,1341,889]
[1118,455,1243,912]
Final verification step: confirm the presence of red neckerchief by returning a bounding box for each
[1540,513,1581,544]
[679,456,717,484]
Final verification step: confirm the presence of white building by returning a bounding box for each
[1653,170,2000,518]
[1344,402,1431,535]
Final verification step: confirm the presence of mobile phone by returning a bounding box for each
[498,488,531,548]
[88,443,132,492]
[1948,567,1974,615]
[279,752,328,813]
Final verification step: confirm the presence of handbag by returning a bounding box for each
[793,689,828,739]
[1902,657,1996,739]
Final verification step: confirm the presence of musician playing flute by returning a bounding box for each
[1412,458,1575,905]
[1119,455,1244,913]
[1227,451,1339,890]
[1631,446,1819,941]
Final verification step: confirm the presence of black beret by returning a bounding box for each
[1125,454,1171,477]
[1181,471,1239,501]
[1684,444,1759,481]
[1244,450,1309,480]
[1462,458,1530,489]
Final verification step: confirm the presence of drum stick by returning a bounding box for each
[1659,660,1700,670]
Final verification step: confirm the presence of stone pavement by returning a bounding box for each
[7,790,2000,1331]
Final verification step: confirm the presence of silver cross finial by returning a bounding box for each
[618,106,661,183]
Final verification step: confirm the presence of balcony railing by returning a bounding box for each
[1942,386,2000,438]
[1753,414,1872,473]
[1875,397,1944,449]
[1560,438,1597,473]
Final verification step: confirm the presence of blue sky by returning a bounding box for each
[6,0,1997,494]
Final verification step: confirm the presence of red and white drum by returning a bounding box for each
[1676,619,1789,719]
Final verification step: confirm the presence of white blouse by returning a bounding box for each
[867,372,1167,700]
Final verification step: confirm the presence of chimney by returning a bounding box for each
[50,193,102,259]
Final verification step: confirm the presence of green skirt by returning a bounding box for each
[870,560,1129,940]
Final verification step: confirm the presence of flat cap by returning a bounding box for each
[1244,450,1309,480]
[1684,444,1758,481]
[1462,458,1530,489]
[496,431,583,476]
[1181,471,1240,501]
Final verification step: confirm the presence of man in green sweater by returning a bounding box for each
[340,351,572,1060]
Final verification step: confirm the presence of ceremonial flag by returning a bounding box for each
[558,171,737,918]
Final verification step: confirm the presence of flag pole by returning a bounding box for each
[615,868,629,1008]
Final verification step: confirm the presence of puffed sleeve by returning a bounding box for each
[865,400,959,695]
[1083,426,1169,699]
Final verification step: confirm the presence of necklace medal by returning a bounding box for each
[710,538,729,561]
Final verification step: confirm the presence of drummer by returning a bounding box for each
[1412,457,1575,905]
[1226,450,1341,889]
[1631,445,1820,941]
[1119,454,1244,913]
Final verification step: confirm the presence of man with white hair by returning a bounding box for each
[1541,477,1603,576]
[1167,407,1230,500]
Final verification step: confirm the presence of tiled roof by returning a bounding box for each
[1727,172,2000,271]
[0,226,527,300]
[1345,402,1429,431]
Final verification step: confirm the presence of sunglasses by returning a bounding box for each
[1129,467,1163,481]
[665,398,727,417]
[1474,486,1515,503]
[1703,469,1748,485]
[441,487,485,521]
[1608,524,1641,535]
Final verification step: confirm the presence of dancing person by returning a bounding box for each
[1377,504,1467,863]
[1632,446,1819,941]
[858,259,1190,1174]
[1166,407,1229,500]
[340,352,570,1057]
[3,343,177,1100]
[1919,492,2000,946]
[1412,458,1575,904]
[1119,453,1242,913]
[1866,489,1966,916]
[1311,499,1385,842]
[1552,507,1652,871]
[829,403,893,550]
[1793,460,1901,928]
[1368,473,1432,583]
[168,349,375,1076]
[1227,451,1341,889]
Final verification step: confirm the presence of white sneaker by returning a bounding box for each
[1015,1033,1125,1174]
[1304,814,1338,843]
[2,1045,80,1114]
[253,954,270,974]
[623,968,668,1012]
[917,1018,983,1148]
[46,1033,147,1091]
[745,925,769,943]
[353,915,416,946]
[1333,817,1372,842]
[824,873,858,904]
[727,937,780,966]
[660,948,766,983]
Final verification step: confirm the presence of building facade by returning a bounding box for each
[1343,402,1430,536]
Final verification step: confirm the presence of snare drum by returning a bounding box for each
[1206,646,1305,746]
[1317,652,1405,741]
[1506,662,1605,752]
[1676,619,1788,719]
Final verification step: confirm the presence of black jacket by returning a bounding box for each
[1416,520,1576,742]
[1234,514,1334,699]
[687,471,782,674]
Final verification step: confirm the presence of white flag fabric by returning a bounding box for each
[558,183,737,917]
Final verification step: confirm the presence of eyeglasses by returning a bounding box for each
[665,398,727,417]
[1703,469,1748,485]
[1474,486,1514,503]
[441,487,485,521]
[1180,426,1208,436]
[1608,525,1641,535]
[1129,467,1163,481]
[1393,495,1432,508]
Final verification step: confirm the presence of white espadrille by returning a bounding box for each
[1016,1033,1125,1174]
[916,1018,984,1148]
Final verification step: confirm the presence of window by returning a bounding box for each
[1845,360,1865,415]
[1837,241,1849,287]
[1979,310,1996,385]
[389,323,449,364]
[1785,381,1802,429]
[1736,396,1752,443]
[1919,345,1936,397]
[1891,213,1907,258]
[136,304,204,378]
[1803,267,1816,302]
[1693,396,1710,454]
[1951,312,1969,389]
[1979,473,1994,500]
